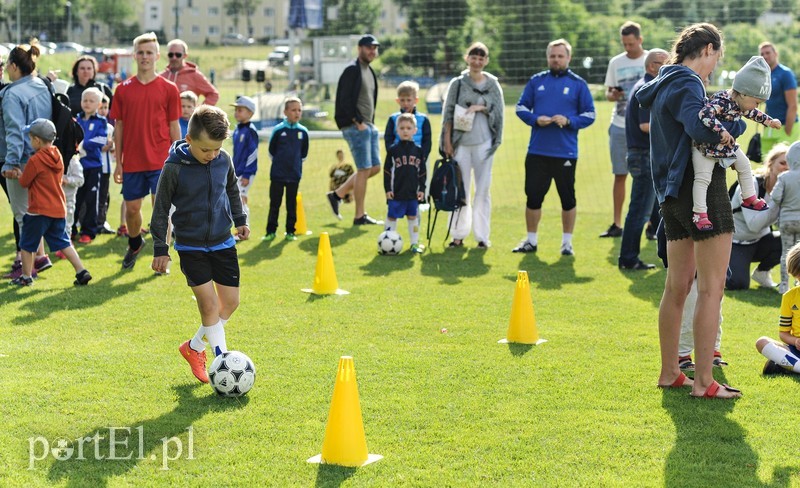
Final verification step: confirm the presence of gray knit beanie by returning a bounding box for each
[787,141,800,168]
[732,56,772,99]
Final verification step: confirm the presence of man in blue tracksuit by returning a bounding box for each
[513,38,596,256]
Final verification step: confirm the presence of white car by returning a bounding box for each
[221,34,255,46]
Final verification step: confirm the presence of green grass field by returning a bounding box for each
[1,58,798,486]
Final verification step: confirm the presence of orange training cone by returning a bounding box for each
[307,356,382,467]
[302,232,349,295]
[498,270,547,345]
[295,192,313,236]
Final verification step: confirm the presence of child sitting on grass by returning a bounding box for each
[150,105,249,384]
[13,119,92,286]
[757,241,800,375]
[691,56,780,231]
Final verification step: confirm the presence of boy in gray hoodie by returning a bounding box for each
[772,141,800,293]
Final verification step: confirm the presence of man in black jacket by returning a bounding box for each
[326,34,384,225]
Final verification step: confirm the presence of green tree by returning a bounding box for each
[17,0,68,42]
[86,0,134,44]
[403,0,468,78]
[316,0,380,36]
[225,0,244,33]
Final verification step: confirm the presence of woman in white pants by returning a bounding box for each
[441,41,504,248]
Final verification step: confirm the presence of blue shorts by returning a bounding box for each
[342,124,381,170]
[122,170,162,201]
[20,214,71,252]
[387,199,418,219]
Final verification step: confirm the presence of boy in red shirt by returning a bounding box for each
[110,32,182,270]
[13,119,91,286]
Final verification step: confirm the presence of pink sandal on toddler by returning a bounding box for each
[741,195,769,211]
[692,212,713,231]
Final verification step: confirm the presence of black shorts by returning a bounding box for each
[661,162,733,241]
[524,153,577,210]
[177,246,240,287]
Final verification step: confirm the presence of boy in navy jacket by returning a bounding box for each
[75,87,108,243]
[264,97,309,241]
[230,96,259,219]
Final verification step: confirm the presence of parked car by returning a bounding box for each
[268,46,290,66]
[221,34,255,46]
[38,41,57,54]
[55,42,85,53]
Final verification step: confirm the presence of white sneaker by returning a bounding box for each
[751,269,776,288]
[779,282,789,294]
[560,243,574,256]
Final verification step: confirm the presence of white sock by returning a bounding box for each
[562,233,573,246]
[528,232,537,246]
[203,320,228,357]
[762,342,800,372]
[220,317,229,327]
[190,325,207,352]
[408,219,419,245]
[385,219,397,232]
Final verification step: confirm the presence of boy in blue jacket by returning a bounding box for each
[264,97,309,241]
[75,87,108,243]
[230,96,259,219]
[150,105,250,384]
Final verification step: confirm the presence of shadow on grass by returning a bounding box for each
[507,343,533,356]
[619,267,666,307]
[298,225,370,257]
[11,273,156,325]
[47,383,249,487]
[419,247,490,284]
[237,237,290,266]
[359,250,414,276]
[724,287,783,307]
[512,253,592,289]
[661,371,794,488]
[314,464,358,487]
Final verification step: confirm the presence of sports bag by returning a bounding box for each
[426,157,466,244]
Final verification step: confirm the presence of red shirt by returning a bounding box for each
[109,76,181,173]
[18,146,66,218]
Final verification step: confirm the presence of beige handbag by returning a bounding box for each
[453,103,475,132]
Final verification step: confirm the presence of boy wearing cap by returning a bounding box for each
[327,34,384,226]
[691,55,782,231]
[13,118,92,286]
[231,96,259,220]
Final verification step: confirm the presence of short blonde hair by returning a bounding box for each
[167,39,188,54]
[396,112,417,128]
[547,38,572,57]
[133,32,159,50]
[81,87,103,102]
[284,96,302,110]
[397,80,419,98]
[787,242,800,279]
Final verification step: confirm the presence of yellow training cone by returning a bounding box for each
[307,356,382,467]
[499,270,547,345]
[302,232,349,295]
[295,192,313,236]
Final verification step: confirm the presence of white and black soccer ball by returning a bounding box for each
[208,351,256,397]
[377,230,403,255]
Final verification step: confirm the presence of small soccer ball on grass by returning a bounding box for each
[377,230,403,255]
[208,351,256,397]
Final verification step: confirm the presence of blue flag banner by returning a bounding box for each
[289,0,323,30]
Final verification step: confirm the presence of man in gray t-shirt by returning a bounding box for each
[328,35,384,226]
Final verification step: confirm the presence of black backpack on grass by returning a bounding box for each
[426,157,466,244]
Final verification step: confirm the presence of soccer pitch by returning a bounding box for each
[1,100,796,487]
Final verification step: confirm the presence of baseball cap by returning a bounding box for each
[358,34,380,47]
[23,118,56,142]
[230,96,256,113]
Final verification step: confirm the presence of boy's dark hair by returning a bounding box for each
[397,112,417,127]
[188,105,230,141]
[788,243,800,279]
[620,21,641,38]
[8,45,39,75]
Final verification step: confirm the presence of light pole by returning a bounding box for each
[66,2,72,42]
[174,0,179,38]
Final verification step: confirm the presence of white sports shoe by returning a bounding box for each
[560,243,574,256]
[751,269,776,288]
[779,282,789,294]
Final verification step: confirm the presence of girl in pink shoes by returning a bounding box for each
[691,56,780,231]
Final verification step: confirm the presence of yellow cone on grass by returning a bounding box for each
[307,356,382,467]
[295,192,313,236]
[302,232,349,295]
[499,270,547,345]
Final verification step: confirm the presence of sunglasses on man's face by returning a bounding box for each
[167,52,183,59]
